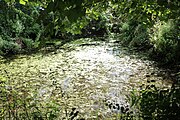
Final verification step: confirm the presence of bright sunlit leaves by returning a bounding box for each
[19,0,28,5]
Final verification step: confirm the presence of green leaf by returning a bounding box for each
[19,0,28,5]
[0,76,6,83]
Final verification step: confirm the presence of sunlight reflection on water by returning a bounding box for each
[74,47,117,62]
[73,46,137,83]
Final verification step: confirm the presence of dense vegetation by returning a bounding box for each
[0,0,179,64]
[0,0,180,119]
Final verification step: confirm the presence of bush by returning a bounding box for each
[130,84,180,120]
[22,38,34,51]
[129,24,149,47]
[119,21,150,50]
[0,36,21,55]
[117,19,180,64]
[0,3,42,55]
[149,20,180,63]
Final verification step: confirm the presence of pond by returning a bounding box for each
[0,38,173,119]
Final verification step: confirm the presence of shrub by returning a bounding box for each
[149,20,180,63]
[130,24,149,48]
[0,36,21,55]
[0,3,42,55]
[22,38,34,51]
[118,22,132,44]
[118,21,150,50]
[130,84,180,120]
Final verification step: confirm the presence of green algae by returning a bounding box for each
[0,38,172,119]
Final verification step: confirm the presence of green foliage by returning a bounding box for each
[117,18,179,64]
[0,0,179,119]
[0,76,61,119]
[118,20,150,50]
[0,76,7,94]
[150,20,180,63]
[22,38,34,50]
[0,1,42,55]
[118,22,132,44]
[12,16,25,37]
[0,0,179,60]
[0,37,21,55]
[106,0,180,64]
[128,84,180,120]
[130,24,149,47]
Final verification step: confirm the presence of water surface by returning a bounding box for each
[0,38,172,119]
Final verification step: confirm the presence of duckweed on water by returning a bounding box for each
[0,38,173,119]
